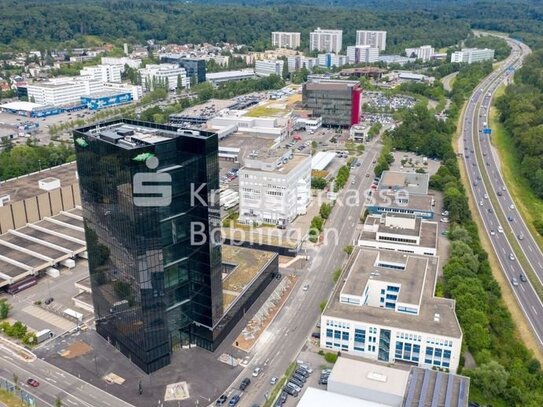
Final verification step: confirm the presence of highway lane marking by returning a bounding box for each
[521,285,526,293]
[532,306,538,316]
[46,377,57,383]
[2,355,13,361]
[529,246,533,253]
[67,400,77,405]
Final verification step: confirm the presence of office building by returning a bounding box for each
[310,28,343,53]
[379,55,416,66]
[309,357,470,407]
[103,82,143,101]
[450,48,495,64]
[80,65,122,83]
[302,79,362,126]
[358,213,438,256]
[238,153,311,226]
[27,77,104,106]
[378,171,429,195]
[320,248,462,372]
[101,57,142,70]
[367,190,435,219]
[159,54,207,84]
[255,60,284,77]
[356,30,387,51]
[205,69,256,85]
[405,46,435,62]
[272,32,301,49]
[287,56,319,72]
[317,53,348,69]
[346,45,380,64]
[74,119,277,373]
[139,64,188,91]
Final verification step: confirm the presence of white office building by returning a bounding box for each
[358,213,438,256]
[27,77,104,106]
[321,248,462,373]
[255,60,284,77]
[101,57,142,70]
[139,64,188,91]
[80,65,122,83]
[310,28,343,53]
[356,30,387,51]
[238,153,311,226]
[405,46,435,62]
[450,48,495,64]
[346,45,380,64]
[287,56,319,72]
[272,32,301,49]
[317,53,348,68]
[103,82,143,101]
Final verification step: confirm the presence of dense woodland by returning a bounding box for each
[0,1,471,52]
[496,50,543,200]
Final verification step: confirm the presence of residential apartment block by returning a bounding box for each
[238,153,311,226]
[272,32,301,49]
[356,30,387,51]
[310,28,343,53]
[450,48,495,64]
[321,248,462,372]
[346,45,380,64]
[101,57,142,70]
[287,55,319,72]
[317,53,348,68]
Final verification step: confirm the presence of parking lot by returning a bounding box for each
[0,260,91,339]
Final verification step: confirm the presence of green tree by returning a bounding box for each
[343,245,353,255]
[468,361,509,400]
[0,299,10,319]
[319,203,332,219]
[311,177,327,189]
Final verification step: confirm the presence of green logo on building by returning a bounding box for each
[75,137,88,147]
[133,152,155,162]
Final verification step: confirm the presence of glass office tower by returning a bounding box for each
[74,119,223,373]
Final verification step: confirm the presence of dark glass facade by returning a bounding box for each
[159,56,206,84]
[302,81,361,127]
[74,119,223,373]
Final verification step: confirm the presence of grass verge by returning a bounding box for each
[0,388,25,407]
[263,362,296,407]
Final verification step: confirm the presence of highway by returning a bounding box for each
[231,138,383,407]
[461,36,543,347]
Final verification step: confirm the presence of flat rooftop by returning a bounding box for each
[243,154,310,174]
[370,192,434,213]
[77,119,217,150]
[304,81,356,92]
[0,162,78,204]
[222,245,276,310]
[379,171,429,195]
[297,387,389,407]
[325,248,461,338]
[330,356,410,398]
[360,215,438,249]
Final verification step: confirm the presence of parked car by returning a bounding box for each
[229,395,240,406]
[283,386,298,397]
[216,395,228,405]
[292,373,306,383]
[44,297,54,305]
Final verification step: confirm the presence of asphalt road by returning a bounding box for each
[0,346,134,407]
[225,140,383,407]
[461,37,543,347]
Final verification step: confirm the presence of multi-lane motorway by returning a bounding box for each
[461,36,543,347]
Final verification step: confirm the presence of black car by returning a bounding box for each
[519,274,527,282]
[289,377,304,388]
[283,386,298,397]
[292,373,306,383]
[44,297,54,305]
[239,378,251,390]
[216,395,228,405]
[279,391,288,403]
[295,368,309,378]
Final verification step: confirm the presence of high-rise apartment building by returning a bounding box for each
[356,30,387,51]
[272,32,301,49]
[310,28,343,53]
[346,45,380,64]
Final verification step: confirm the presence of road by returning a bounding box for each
[0,345,134,407]
[461,36,543,347]
[228,140,383,407]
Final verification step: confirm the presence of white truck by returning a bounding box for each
[36,329,54,344]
